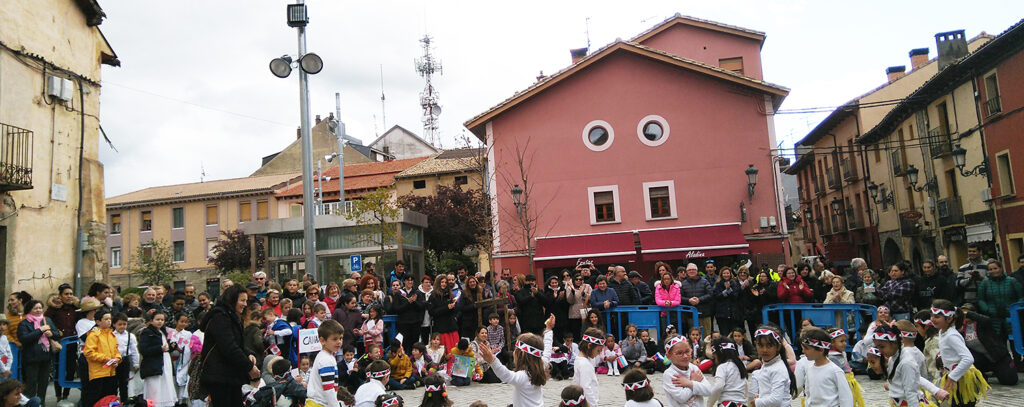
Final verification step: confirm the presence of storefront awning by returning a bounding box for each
[534,231,637,268]
[966,223,994,243]
[638,223,749,261]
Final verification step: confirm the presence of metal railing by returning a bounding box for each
[846,207,858,229]
[891,150,905,175]
[900,215,921,236]
[0,123,33,192]
[983,95,1002,117]
[315,200,353,216]
[928,127,952,158]
[826,168,838,189]
[841,158,858,181]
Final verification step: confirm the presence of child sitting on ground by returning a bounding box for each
[600,334,623,376]
[386,339,414,390]
[354,360,391,407]
[248,357,306,407]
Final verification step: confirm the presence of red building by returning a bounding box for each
[974,20,1024,268]
[465,15,791,279]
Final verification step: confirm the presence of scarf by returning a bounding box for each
[25,314,50,351]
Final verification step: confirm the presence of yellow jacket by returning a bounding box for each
[388,353,412,380]
[84,328,121,379]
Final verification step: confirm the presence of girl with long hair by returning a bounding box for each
[707,337,747,406]
[478,315,554,407]
[749,326,797,407]
[429,276,460,352]
[931,299,990,406]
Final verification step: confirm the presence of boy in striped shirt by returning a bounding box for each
[307,320,345,407]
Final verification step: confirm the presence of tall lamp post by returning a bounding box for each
[510,184,534,275]
[269,0,324,282]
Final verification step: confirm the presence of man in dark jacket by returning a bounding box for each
[680,263,714,335]
[629,271,654,305]
[392,275,422,352]
[914,260,954,310]
[1013,254,1024,290]
[607,266,638,306]
[515,274,545,335]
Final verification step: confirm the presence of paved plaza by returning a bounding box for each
[390,371,1024,407]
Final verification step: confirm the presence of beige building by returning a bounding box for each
[0,0,118,300]
[253,114,392,176]
[394,148,485,197]
[786,33,990,271]
[105,173,299,292]
[858,30,997,268]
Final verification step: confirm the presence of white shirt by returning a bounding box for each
[663,363,711,407]
[113,330,140,369]
[572,355,599,406]
[625,400,664,407]
[803,361,853,407]
[901,346,942,395]
[353,379,386,407]
[419,286,433,327]
[307,350,341,407]
[937,327,974,381]
[750,356,792,407]
[488,330,553,407]
[711,361,747,403]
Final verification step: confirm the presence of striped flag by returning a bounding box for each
[615,355,628,369]
[653,352,669,365]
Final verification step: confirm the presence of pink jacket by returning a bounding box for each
[361,318,384,345]
[654,282,682,307]
[600,344,622,362]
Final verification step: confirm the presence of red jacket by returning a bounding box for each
[777,276,813,303]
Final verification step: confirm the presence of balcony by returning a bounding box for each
[826,168,838,189]
[846,208,859,230]
[841,158,859,181]
[816,219,825,236]
[814,178,824,197]
[314,201,353,216]
[983,95,1002,117]
[0,123,33,192]
[928,127,952,158]
[900,214,921,236]
[937,197,965,227]
[798,186,810,203]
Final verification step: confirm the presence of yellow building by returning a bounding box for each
[857,30,994,268]
[105,173,299,292]
[786,32,990,271]
[0,0,118,299]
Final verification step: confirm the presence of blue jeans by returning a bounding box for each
[451,375,471,386]
[21,397,41,407]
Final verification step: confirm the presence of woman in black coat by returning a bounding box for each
[457,277,492,340]
[713,267,742,335]
[331,292,363,350]
[138,310,170,380]
[746,270,778,332]
[390,276,423,353]
[541,276,570,340]
[428,276,459,351]
[199,285,259,407]
[514,275,545,335]
[16,299,57,404]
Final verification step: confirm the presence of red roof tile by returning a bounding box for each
[276,156,429,199]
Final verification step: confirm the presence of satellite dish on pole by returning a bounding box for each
[431,105,442,116]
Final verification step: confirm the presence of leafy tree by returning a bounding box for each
[129,239,179,286]
[209,230,264,273]
[400,185,490,256]
[345,186,402,258]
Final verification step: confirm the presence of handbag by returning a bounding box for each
[187,343,216,401]
[49,339,62,353]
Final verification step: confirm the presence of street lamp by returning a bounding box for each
[803,207,813,223]
[905,164,937,192]
[511,184,523,212]
[270,0,324,283]
[509,184,533,275]
[745,164,758,200]
[830,196,843,216]
[951,144,988,177]
[867,181,894,206]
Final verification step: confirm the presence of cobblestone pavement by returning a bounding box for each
[390,371,1024,407]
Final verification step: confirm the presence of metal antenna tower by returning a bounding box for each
[379,64,387,129]
[415,35,442,148]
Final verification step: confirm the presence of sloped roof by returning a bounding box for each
[464,40,789,137]
[858,21,1023,144]
[106,172,300,208]
[368,125,438,152]
[276,156,430,199]
[630,13,765,46]
[395,148,484,179]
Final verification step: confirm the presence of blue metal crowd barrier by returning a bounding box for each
[1010,301,1024,355]
[602,305,699,343]
[762,303,876,352]
[9,343,18,380]
[382,315,397,342]
[57,336,81,389]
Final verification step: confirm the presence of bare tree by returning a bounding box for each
[495,137,560,273]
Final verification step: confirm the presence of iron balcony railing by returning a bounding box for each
[846,208,858,230]
[900,214,921,236]
[315,200,353,216]
[841,158,858,181]
[826,168,839,189]
[937,197,965,227]
[928,127,952,158]
[983,95,1002,117]
[1,123,33,192]
[891,150,905,176]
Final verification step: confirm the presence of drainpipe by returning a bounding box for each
[73,78,86,295]
[968,69,999,260]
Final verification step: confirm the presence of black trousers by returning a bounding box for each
[22,360,50,402]
[567,318,582,341]
[82,375,118,407]
[115,358,131,401]
[205,381,243,407]
[398,323,419,353]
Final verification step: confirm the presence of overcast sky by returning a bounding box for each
[97,0,1024,197]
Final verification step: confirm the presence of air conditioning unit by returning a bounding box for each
[45,75,74,103]
[981,188,993,202]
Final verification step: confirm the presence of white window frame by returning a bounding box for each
[582,120,614,152]
[636,114,670,147]
[587,185,621,225]
[110,247,121,268]
[642,180,677,220]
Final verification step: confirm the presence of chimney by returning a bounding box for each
[935,30,967,70]
[570,47,588,64]
[296,127,301,139]
[536,70,546,82]
[909,48,929,70]
[315,114,321,124]
[886,66,906,83]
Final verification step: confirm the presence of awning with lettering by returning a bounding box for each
[533,231,637,268]
[638,223,749,261]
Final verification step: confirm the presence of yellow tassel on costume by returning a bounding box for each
[919,390,939,407]
[845,371,865,407]
[305,399,327,407]
[940,366,991,405]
